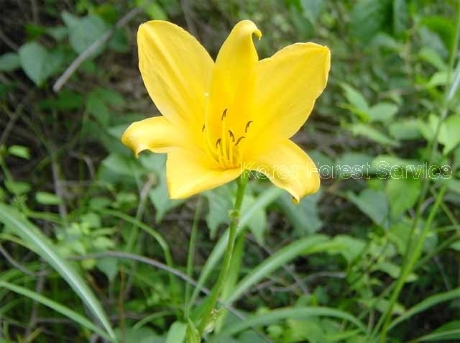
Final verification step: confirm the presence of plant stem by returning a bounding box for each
[197,172,249,337]
[185,196,202,317]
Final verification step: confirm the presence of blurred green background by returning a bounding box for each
[1,0,459,342]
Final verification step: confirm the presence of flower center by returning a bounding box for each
[202,108,253,169]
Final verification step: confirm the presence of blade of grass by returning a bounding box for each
[217,307,367,337]
[0,203,116,342]
[388,287,460,331]
[0,281,111,340]
[225,235,333,304]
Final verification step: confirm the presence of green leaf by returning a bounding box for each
[218,307,366,337]
[300,0,324,25]
[8,145,30,160]
[96,258,118,282]
[186,318,200,343]
[388,288,460,330]
[415,321,460,341]
[438,115,460,155]
[277,192,322,236]
[64,14,108,56]
[19,42,63,86]
[386,178,421,218]
[5,180,31,195]
[351,0,392,43]
[0,52,20,72]
[341,84,369,119]
[165,321,186,343]
[204,184,233,238]
[351,124,399,147]
[0,204,116,341]
[368,102,398,123]
[348,189,389,228]
[35,191,63,205]
[392,0,409,35]
[0,281,111,340]
[226,235,332,304]
[388,119,422,140]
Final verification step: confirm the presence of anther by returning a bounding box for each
[228,130,235,142]
[221,108,228,120]
[202,124,205,132]
[245,121,253,133]
[235,136,245,146]
[216,138,221,148]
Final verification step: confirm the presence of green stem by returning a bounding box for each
[377,184,447,342]
[197,172,249,336]
[185,196,202,317]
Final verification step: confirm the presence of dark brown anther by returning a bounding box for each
[235,136,245,146]
[202,124,205,132]
[216,138,221,147]
[228,130,235,142]
[245,121,253,133]
[221,108,228,120]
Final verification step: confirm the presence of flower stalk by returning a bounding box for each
[197,172,249,337]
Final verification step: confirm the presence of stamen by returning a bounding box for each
[216,138,221,148]
[235,136,246,146]
[221,108,228,120]
[228,130,235,142]
[202,124,205,132]
[245,121,253,133]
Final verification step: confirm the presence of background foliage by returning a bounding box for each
[1,0,459,342]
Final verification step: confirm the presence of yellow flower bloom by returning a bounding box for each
[122,20,330,202]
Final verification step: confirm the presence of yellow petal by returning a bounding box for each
[121,116,182,156]
[166,148,242,199]
[207,20,262,139]
[138,21,213,133]
[243,140,320,203]
[251,43,330,141]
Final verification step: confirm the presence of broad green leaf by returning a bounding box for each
[277,191,322,236]
[348,189,389,228]
[0,281,111,340]
[165,321,186,343]
[19,42,63,86]
[341,84,369,116]
[351,0,392,43]
[368,102,398,123]
[64,13,108,56]
[0,52,20,72]
[386,178,421,218]
[388,119,422,140]
[438,115,460,155]
[0,204,116,341]
[300,0,324,24]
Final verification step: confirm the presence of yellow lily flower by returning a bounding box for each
[122,20,330,202]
